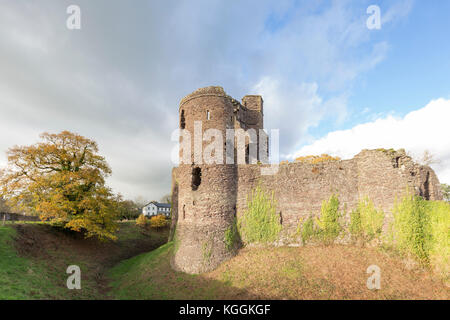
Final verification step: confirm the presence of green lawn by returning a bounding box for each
[0,222,168,299]
[108,242,226,299]
[0,225,73,299]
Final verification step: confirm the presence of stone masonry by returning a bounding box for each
[170,86,443,274]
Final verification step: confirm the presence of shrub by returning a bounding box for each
[150,215,169,229]
[136,214,148,227]
[349,208,362,239]
[315,194,343,245]
[300,216,317,245]
[441,183,450,202]
[237,185,282,245]
[392,194,432,264]
[295,154,341,164]
[427,200,450,277]
[350,197,384,242]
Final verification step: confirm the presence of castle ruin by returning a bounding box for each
[170,86,443,274]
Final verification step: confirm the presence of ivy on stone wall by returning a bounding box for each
[237,185,282,245]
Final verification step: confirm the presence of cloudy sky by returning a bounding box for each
[0,0,449,201]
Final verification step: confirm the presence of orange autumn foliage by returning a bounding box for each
[0,131,119,240]
[136,214,149,227]
[294,154,341,164]
[150,215,169,229]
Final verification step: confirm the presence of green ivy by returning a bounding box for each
[237,185,282,245]
[224,218,239,252]
[315,194,343,245]
[300,216,317,245]
[392,194,432,264]
[350,197,384,242]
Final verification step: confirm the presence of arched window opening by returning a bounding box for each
[206,110,211,120]
[191,167,202,191]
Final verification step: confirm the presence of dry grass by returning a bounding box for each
[206,246,449,299]
[110,243,450,300]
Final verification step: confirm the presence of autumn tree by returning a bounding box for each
[116,196,141,220]
[0,131,119,240]
[134,195,149,208]
[441,184,450,202]
[136,214,149,228]
[408,149,441,166]
[0,196,11,213]
[150,215,169,229]
[160,194,172,205]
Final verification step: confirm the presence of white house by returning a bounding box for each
[142,201,171,217]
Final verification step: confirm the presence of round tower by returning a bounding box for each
[172,86,238,274]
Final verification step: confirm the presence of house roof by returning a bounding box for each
[143,201,171,209]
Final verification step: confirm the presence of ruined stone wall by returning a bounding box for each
[234,149,442,244]
[355,149,442,217]
[236,159,360,242]
[172,148,443,256]
[241,95,264,130]
[171,86,443,274]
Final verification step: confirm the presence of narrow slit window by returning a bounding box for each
[180,110,186,129]
[206,110,211,120]
[245,145,249,164]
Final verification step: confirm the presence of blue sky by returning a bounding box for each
[349,1,450,119]
[0,0,449,199]
[294,0,450,136]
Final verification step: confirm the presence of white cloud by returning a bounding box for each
[289,98,450,184]
[382,0,414,25]
[252,77,322,148]
[251,76,350,154]
[0,1,415,200]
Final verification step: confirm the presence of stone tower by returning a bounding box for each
[170,86,443,275]
[171,86,241,274]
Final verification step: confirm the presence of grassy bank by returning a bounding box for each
[108,241,449,299]
[0,222,168,299]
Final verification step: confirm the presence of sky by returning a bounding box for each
[0,0,449,201]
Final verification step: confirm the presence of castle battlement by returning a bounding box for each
[179,86,230,108]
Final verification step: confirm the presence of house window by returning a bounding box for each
[206,110,210,120]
